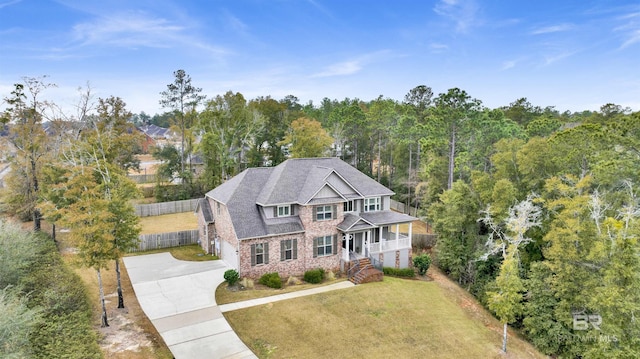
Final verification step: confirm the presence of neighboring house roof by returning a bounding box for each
[139,124,171,138]
[206,157,413,241]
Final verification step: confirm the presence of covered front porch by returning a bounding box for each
[340,222,413,262]
[338,210,416,270]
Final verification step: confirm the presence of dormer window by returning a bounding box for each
[277,205,291,217]
[364,197,381,212]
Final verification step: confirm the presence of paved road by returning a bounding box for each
[123,253,256,359]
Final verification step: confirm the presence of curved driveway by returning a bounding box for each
[123,253,256,359]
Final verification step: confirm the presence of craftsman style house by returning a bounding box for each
[196,157,416,279]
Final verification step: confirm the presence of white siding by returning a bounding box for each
[316,184,340,199]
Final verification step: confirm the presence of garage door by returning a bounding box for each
[220,239,238,270]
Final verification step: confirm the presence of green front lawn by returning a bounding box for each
[222,275,544,359]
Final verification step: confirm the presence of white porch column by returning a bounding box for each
[395,225,399,249]
[344,234,350,261]
[365,230,371,257]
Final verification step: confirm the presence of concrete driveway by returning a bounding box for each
[123,253,256,359]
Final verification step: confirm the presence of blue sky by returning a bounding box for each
[1,0,639,116]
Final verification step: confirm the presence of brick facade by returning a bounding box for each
[238,204,343,279]
[196,204,215,254]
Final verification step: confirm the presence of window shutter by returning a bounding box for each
[291,205,295,216]
[273,206,278,218]
[264,242,269,264]
[251,244,256,266]
[292,238,298,260]
[332,235,338,255]
[380,197,384,210]
[280,240,285,261]
[313,237,318,258]
[333,205,337,219]
[313,206,317,221]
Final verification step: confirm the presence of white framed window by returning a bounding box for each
[314,235,335,257]
[343,200,355,213]
[364,197,381,212]
[251,242,269,266]
[277,205,291,217]
[315,205,334,221]
[280,239,298,261]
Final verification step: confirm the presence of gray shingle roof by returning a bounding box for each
[256,157,392,205]
[360,211,416,226]
[205,157,400,240]
[197,198,214,223]
[337,213,376,231]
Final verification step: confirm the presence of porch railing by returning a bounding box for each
[370,234,411,253]
[368,255,383,271]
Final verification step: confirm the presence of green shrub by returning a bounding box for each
[259,272,282,289]
[0,221,102,359]
[223,269,240,286]
[383,267,416,277]
[413,253,432,276]
[303,268,326,284]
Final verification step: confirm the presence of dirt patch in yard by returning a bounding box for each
[99,305,152,355]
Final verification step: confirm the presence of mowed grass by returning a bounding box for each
[127,244,218,261]
[216,278,348,305]
[222,273,545,359]
[137,212,198,234]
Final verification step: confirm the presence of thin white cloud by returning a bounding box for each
[543,51,575,66]
[429,42,449,53]
[501,60,516,70]
[72,12,184,47]
[222,10,249,34]
[0,0,21,10]
[433,0,480,33]
[530,23,574,35]
[68,11,229,57]
[307,0,334,18]
[312,60,361,78]
[620,29,640,48]
[311,50,393,78]
[615,11,640,49]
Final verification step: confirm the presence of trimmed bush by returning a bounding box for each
[303,268,325,284]
[223,269,240,286]
[413,253,432,276]
[383,267,416,278]
[259,272,282,289]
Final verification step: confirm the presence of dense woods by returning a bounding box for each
[2,71,639,357]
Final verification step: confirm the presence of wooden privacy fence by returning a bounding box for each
[130,229,200,252]
[390,199,418,217]
[127,174,156,184]
[135,198,199,217]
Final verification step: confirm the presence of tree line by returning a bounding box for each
[2,70,639,357]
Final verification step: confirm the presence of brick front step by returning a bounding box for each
[349,259,383,284]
